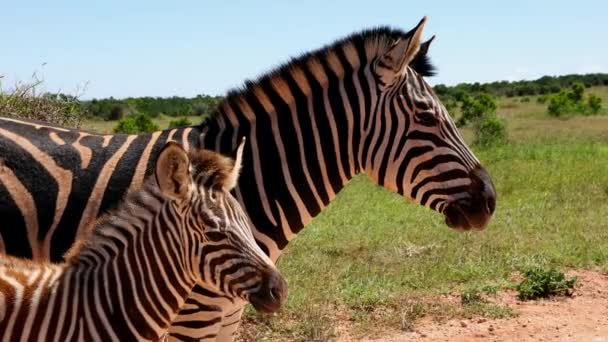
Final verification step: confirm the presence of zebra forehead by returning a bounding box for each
[188,149,237,188]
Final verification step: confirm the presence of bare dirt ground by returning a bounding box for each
[344,270,608,342]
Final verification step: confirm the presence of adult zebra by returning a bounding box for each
[0,17,495,340]
[0,141,287,341]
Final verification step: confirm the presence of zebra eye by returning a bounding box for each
[415,112,438,126]
[205,232,226,242]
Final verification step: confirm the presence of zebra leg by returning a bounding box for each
[215,306,245,342]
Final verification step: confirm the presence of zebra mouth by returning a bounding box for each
[248,271,288,314]
[444,195,495,231]
[249,295,284,313]
[444,164,496,231]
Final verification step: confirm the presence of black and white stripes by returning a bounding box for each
[0,142,286,341]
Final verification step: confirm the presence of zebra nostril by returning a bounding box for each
[248,270,288,313]
[269,284,281,301]
[486,193,496,215]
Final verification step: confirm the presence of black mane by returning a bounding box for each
[227,26,436,97]
[410,50,437,77]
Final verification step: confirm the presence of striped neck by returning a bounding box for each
[64,183,197,339]
[199,35,385,260]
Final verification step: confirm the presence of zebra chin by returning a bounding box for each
[247,269,288,314]
[443,165,497,231]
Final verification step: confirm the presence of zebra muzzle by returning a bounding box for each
[444,165,496,231]
[249,269,288,313]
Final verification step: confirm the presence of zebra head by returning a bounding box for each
[155,141,288,313]
[364,17,496,231]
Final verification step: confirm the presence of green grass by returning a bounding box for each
[237,87,608,340]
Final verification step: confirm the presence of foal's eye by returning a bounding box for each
[415,112,438,126]
[205,232,225,242]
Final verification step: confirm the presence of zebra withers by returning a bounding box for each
[0,141,287,341]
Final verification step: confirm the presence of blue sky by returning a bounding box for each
[2,1,606,99]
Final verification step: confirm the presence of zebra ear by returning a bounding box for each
[223,137,246,191]
[376,17,427,84]
[156,142,191,200]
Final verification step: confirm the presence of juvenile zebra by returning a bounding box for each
[0,141,287,341]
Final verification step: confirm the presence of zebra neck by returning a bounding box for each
[200,64,371,258]
[64,186,198,337]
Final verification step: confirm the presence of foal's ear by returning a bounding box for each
[156,142,191,200]
[223,137,246,191]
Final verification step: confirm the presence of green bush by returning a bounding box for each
[107,104,128,121]
[443,99,459,117]
[547,83,602,116]
[457,93,497,127]
[473,114,507,147]
[588,95,602,114]
[568,82,585,102]
[113,113,160,134]
[516,267,577,301]
[547,91,570,117]
[0,75,85,128]
[168,117,193,129]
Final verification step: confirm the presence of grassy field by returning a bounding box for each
[82,87,608,341]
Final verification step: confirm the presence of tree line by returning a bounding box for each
[434,73,608,99]
[84,94,222,121]
[84,73,608,122]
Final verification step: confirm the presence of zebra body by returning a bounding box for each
[0,142,286,341]
[0,18,495,341]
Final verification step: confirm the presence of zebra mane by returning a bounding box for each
[64,148,237,261]
[200,26,436,126]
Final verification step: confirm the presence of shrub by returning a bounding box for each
[457,93,497,127]
[473,114,507,147]
[0,75,85,128]
[443,98,459,117]
[107,104,127,121]
[460,288,484,305]
[520,97,530,103]
[587,95,602,114]
[568,82,584,102]
[168,117,193,129]
[516,267,577,301]
[547,91,570,117]
[547,83,602,116]
[113,113,159,134]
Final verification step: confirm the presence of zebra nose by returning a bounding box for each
[471,165,496,217]
[249,270,288,313]
[444,165,496,231]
